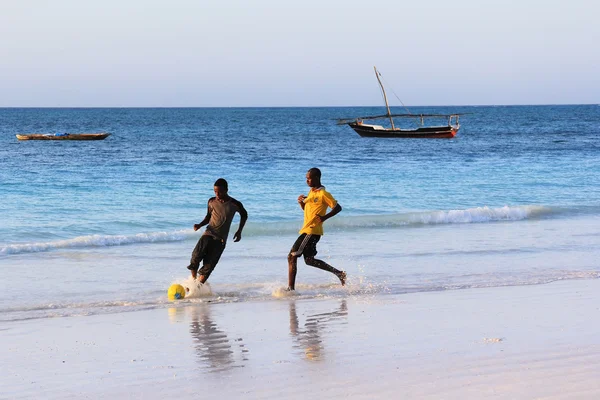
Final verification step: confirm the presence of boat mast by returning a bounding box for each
[374,66,395,130]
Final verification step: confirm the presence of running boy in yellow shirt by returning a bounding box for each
[287,168,346,291]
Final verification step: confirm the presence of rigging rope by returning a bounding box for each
[377,69,421,125]
[378,71,412,115]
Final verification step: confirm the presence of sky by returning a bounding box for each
[0,0,598,107]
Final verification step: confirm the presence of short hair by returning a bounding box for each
[214,178,228,189]
[308,168,321,178]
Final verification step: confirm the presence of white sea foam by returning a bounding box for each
[177,277,213,299]
[335,205,550,228]
[272,287,298,298]
[3,269,600,323]
[0,205,555,256]
[0,229,191,255]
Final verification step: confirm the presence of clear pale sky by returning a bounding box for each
[1,0,598,107]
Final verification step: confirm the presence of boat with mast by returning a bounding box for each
[339,67,463,138]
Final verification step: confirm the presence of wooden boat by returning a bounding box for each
[339,67,463,139]
[346,115,460,138]
[16,133,111,141]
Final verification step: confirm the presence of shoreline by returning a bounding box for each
[3,278,600,399]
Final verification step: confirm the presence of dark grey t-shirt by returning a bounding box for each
[203,197,246,243]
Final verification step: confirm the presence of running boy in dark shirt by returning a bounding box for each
[187,178,248,283]
[287,168,346,291]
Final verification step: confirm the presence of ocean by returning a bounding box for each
[1,105,599,322]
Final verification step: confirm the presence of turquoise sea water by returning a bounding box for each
[1,105,599,321]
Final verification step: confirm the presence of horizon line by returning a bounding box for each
[0,103,598,109]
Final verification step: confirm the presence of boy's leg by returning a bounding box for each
[303,236,346,286]
[187,236,208,279]
[197,272,210,284]
[304,256,346,285]
[197,237,225,284]
[287,252,298,290]
[287,234,308,291]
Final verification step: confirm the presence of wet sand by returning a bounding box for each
[2,279,600,399]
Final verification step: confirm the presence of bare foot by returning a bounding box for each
[337,271,347,286]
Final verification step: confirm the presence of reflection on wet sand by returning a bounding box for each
[289,300,348,361]
[189,304,248,372]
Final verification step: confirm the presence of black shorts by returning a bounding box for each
[289,234,321,258]
[187,235,226,276]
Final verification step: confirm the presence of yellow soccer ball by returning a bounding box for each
[168,284,186,300]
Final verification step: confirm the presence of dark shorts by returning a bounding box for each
[187,235,226,277]
[289,234,321,258]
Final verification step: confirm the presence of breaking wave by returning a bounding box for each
[1,205,555,256]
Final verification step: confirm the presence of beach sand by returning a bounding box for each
[2,279,600,399]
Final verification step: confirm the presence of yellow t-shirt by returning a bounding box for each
[299,187,337,235]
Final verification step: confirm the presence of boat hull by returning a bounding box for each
[348,123,457,139]
[16,133,111,141]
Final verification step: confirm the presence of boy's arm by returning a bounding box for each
[297,195,307,210]
[194,200,212,231]
[233,201,248,242]
[315,203,342,224]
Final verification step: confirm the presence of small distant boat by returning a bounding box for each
[339,67,463,139]
[16,133,111,141]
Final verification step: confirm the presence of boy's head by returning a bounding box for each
[306,168,321,188]
[214,178,228,199]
